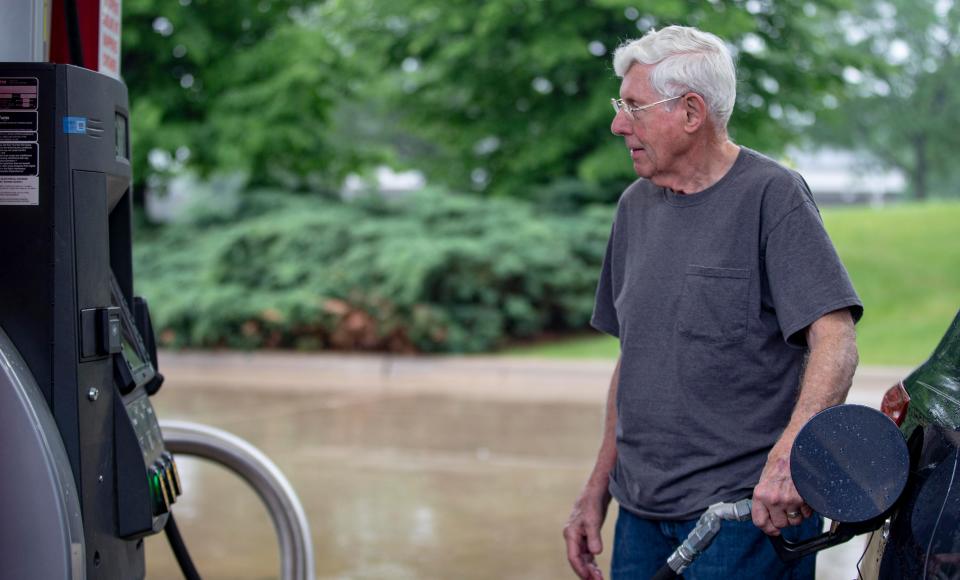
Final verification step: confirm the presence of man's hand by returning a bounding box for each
[563,488,610,579]
[751,442,812,536]
[566,356,619,578]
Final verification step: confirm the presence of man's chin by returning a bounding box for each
[632,161,653,178]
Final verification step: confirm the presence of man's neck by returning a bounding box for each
[655,139,741,195]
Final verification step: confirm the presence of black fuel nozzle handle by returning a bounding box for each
[770,513,890,563]
[769,525,856,562]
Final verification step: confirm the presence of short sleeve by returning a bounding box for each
[765,201,863,347]
[591,222,620,338]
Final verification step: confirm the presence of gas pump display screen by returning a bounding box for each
[120,331,145,370]
[110,275,154,391]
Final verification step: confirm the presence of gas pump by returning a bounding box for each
[0,61,181,578]
[1,3,314,579]
[1,2,176,575]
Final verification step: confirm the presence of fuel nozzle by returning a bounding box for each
[664,499,753,576]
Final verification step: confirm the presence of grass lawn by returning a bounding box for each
[506,201,960,366]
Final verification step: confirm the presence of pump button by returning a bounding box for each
[164,453,183,497]
[149,466,170,516]
[162,461,177,504]
[158,469,173,509]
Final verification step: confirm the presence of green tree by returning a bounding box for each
[123,0,877,203]
[332,0,869,199]
[122,0,378,194]
[813,0,960,199]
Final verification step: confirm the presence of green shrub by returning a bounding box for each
[134,188,612,352]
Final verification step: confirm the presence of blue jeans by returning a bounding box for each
[611,505,820,579]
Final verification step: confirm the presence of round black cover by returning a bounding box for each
[791,404,909,523]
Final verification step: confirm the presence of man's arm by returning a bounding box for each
[564,356,621,580]
[752,308,859,536]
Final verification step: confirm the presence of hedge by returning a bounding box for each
[134,188,613,352]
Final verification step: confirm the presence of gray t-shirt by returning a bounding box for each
[591,147,863,520]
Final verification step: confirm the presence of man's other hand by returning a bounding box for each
[751,445,812,536]
[563,489,610,579]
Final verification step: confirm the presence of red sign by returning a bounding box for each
[50,0,123,76]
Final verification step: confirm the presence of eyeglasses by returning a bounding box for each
[611,95,682,120]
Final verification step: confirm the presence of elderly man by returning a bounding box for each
[563,26,862,579]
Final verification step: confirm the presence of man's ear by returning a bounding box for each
[681,93,708,134]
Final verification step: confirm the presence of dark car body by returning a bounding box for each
[859,309,960,579]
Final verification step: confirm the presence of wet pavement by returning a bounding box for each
[144,352,907,580]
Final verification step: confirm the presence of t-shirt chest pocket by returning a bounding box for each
[677,265,751,342]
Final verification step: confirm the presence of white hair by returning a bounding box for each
[613,25,737,129]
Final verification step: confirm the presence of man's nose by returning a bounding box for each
[611,111,632,136]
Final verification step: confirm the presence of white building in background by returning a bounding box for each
[338,149,908,207]
[339,149,907,206]
[146,165,428,223]
[341,166,426,200]
[146,148,903,222]
[785,147,906,206]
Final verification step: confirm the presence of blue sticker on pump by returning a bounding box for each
[63,116,87,134]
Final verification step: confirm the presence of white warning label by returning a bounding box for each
[0,77,39,205]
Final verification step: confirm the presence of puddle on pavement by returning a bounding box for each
[145,387,608,580]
